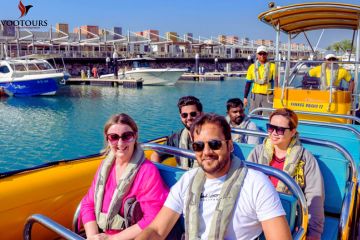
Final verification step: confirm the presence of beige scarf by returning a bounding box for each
[184,155,248,240]
[258,133,304,192]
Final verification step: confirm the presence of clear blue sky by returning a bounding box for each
[1,0,359,48]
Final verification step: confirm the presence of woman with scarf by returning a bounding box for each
[247,108,324,240]
[80,113,169,240]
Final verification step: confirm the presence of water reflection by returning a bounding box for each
[0,79,245,172]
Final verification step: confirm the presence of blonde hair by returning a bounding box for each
[102,113,138,153]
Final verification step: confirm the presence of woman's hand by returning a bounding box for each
[87,233,109,240]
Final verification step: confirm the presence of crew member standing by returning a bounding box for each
[244,46,276,115]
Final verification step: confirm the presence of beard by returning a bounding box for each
[233,115,245,125]
[198,154,229,175]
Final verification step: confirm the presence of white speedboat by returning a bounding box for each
[0,58,68,97]
[101,57,187,85]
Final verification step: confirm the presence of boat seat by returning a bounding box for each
[234,142,349,215]
[154,162,298,234]
[302,74,320,89]
[233,141,350,238]
[322,216,339,240]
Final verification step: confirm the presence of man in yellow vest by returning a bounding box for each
[244,46,276,115]
[136,113,291,240]
[309,53,354,92]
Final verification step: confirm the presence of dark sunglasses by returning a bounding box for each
[181,111,198,118]
[258,52,267,56]
[192,139,228,152]
[266,123,292,136]
[107,131,135,143]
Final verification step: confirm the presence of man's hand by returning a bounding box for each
[243,98,248,107]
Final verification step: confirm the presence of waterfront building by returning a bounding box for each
[0,21,314,60]
[165,32,178,42]
[184,33,193,43]
[56,23,69,34]
[143,30,159,42]
[226,35,239,45]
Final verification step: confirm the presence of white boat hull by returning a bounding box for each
[124,68,186,85]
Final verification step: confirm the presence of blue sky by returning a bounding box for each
[1,0,359,48]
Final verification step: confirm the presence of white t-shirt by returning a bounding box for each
[164,168,285,240]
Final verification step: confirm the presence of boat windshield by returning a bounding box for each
[36,62,53,70]
[11,64,27,71]
[281,60,356,91]
[27,63,39,71]
[133,61,150,68]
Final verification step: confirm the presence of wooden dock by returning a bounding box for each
[66,77,143,88]
[179,71,247,81]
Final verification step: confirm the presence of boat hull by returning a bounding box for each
[124,69,185,85]
[0,75,64,97]
[273,88,352,123]
[0,155,102,240]
[0,138,168,240]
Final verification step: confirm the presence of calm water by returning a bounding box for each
[0,78,245,173]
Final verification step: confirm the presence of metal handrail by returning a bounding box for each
[231,128,357,239]
[249,107,360,124]
[72,203,82,233]
[231,128,356,179]
[248,114,360,138]
[140,143,308,240]
[23,214,84,240]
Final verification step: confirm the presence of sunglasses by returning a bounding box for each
[258,52,267,56]
[266,123,292,136]
[192,139,228,152]
[181,111,198,118]
[107,131,135,143]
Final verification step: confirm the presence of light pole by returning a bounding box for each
[195,53,199,74]
[214,57,218,72]
[113,51,118,79]
[106,56,111,74]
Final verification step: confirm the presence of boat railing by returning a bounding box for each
[230,128,358,239]
[249,107,360,124]
[248,110,360,138]
[230,128,356,179]
[24,214,84,240]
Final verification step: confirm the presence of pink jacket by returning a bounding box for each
[80,159,169,234]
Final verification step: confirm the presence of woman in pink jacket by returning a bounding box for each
[80,113,169,240]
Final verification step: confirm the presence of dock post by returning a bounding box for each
[113,51,118,79]
[195,53,199,74]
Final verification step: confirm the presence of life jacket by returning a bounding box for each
[94,144,145,231]
[178,128,198,169]
[184,155,248,239]
[320,63,339,90]
[226,115,251,143]
[259,133,305,192]
[254,60,271,85]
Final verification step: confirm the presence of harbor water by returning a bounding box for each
[0,78,245,173]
